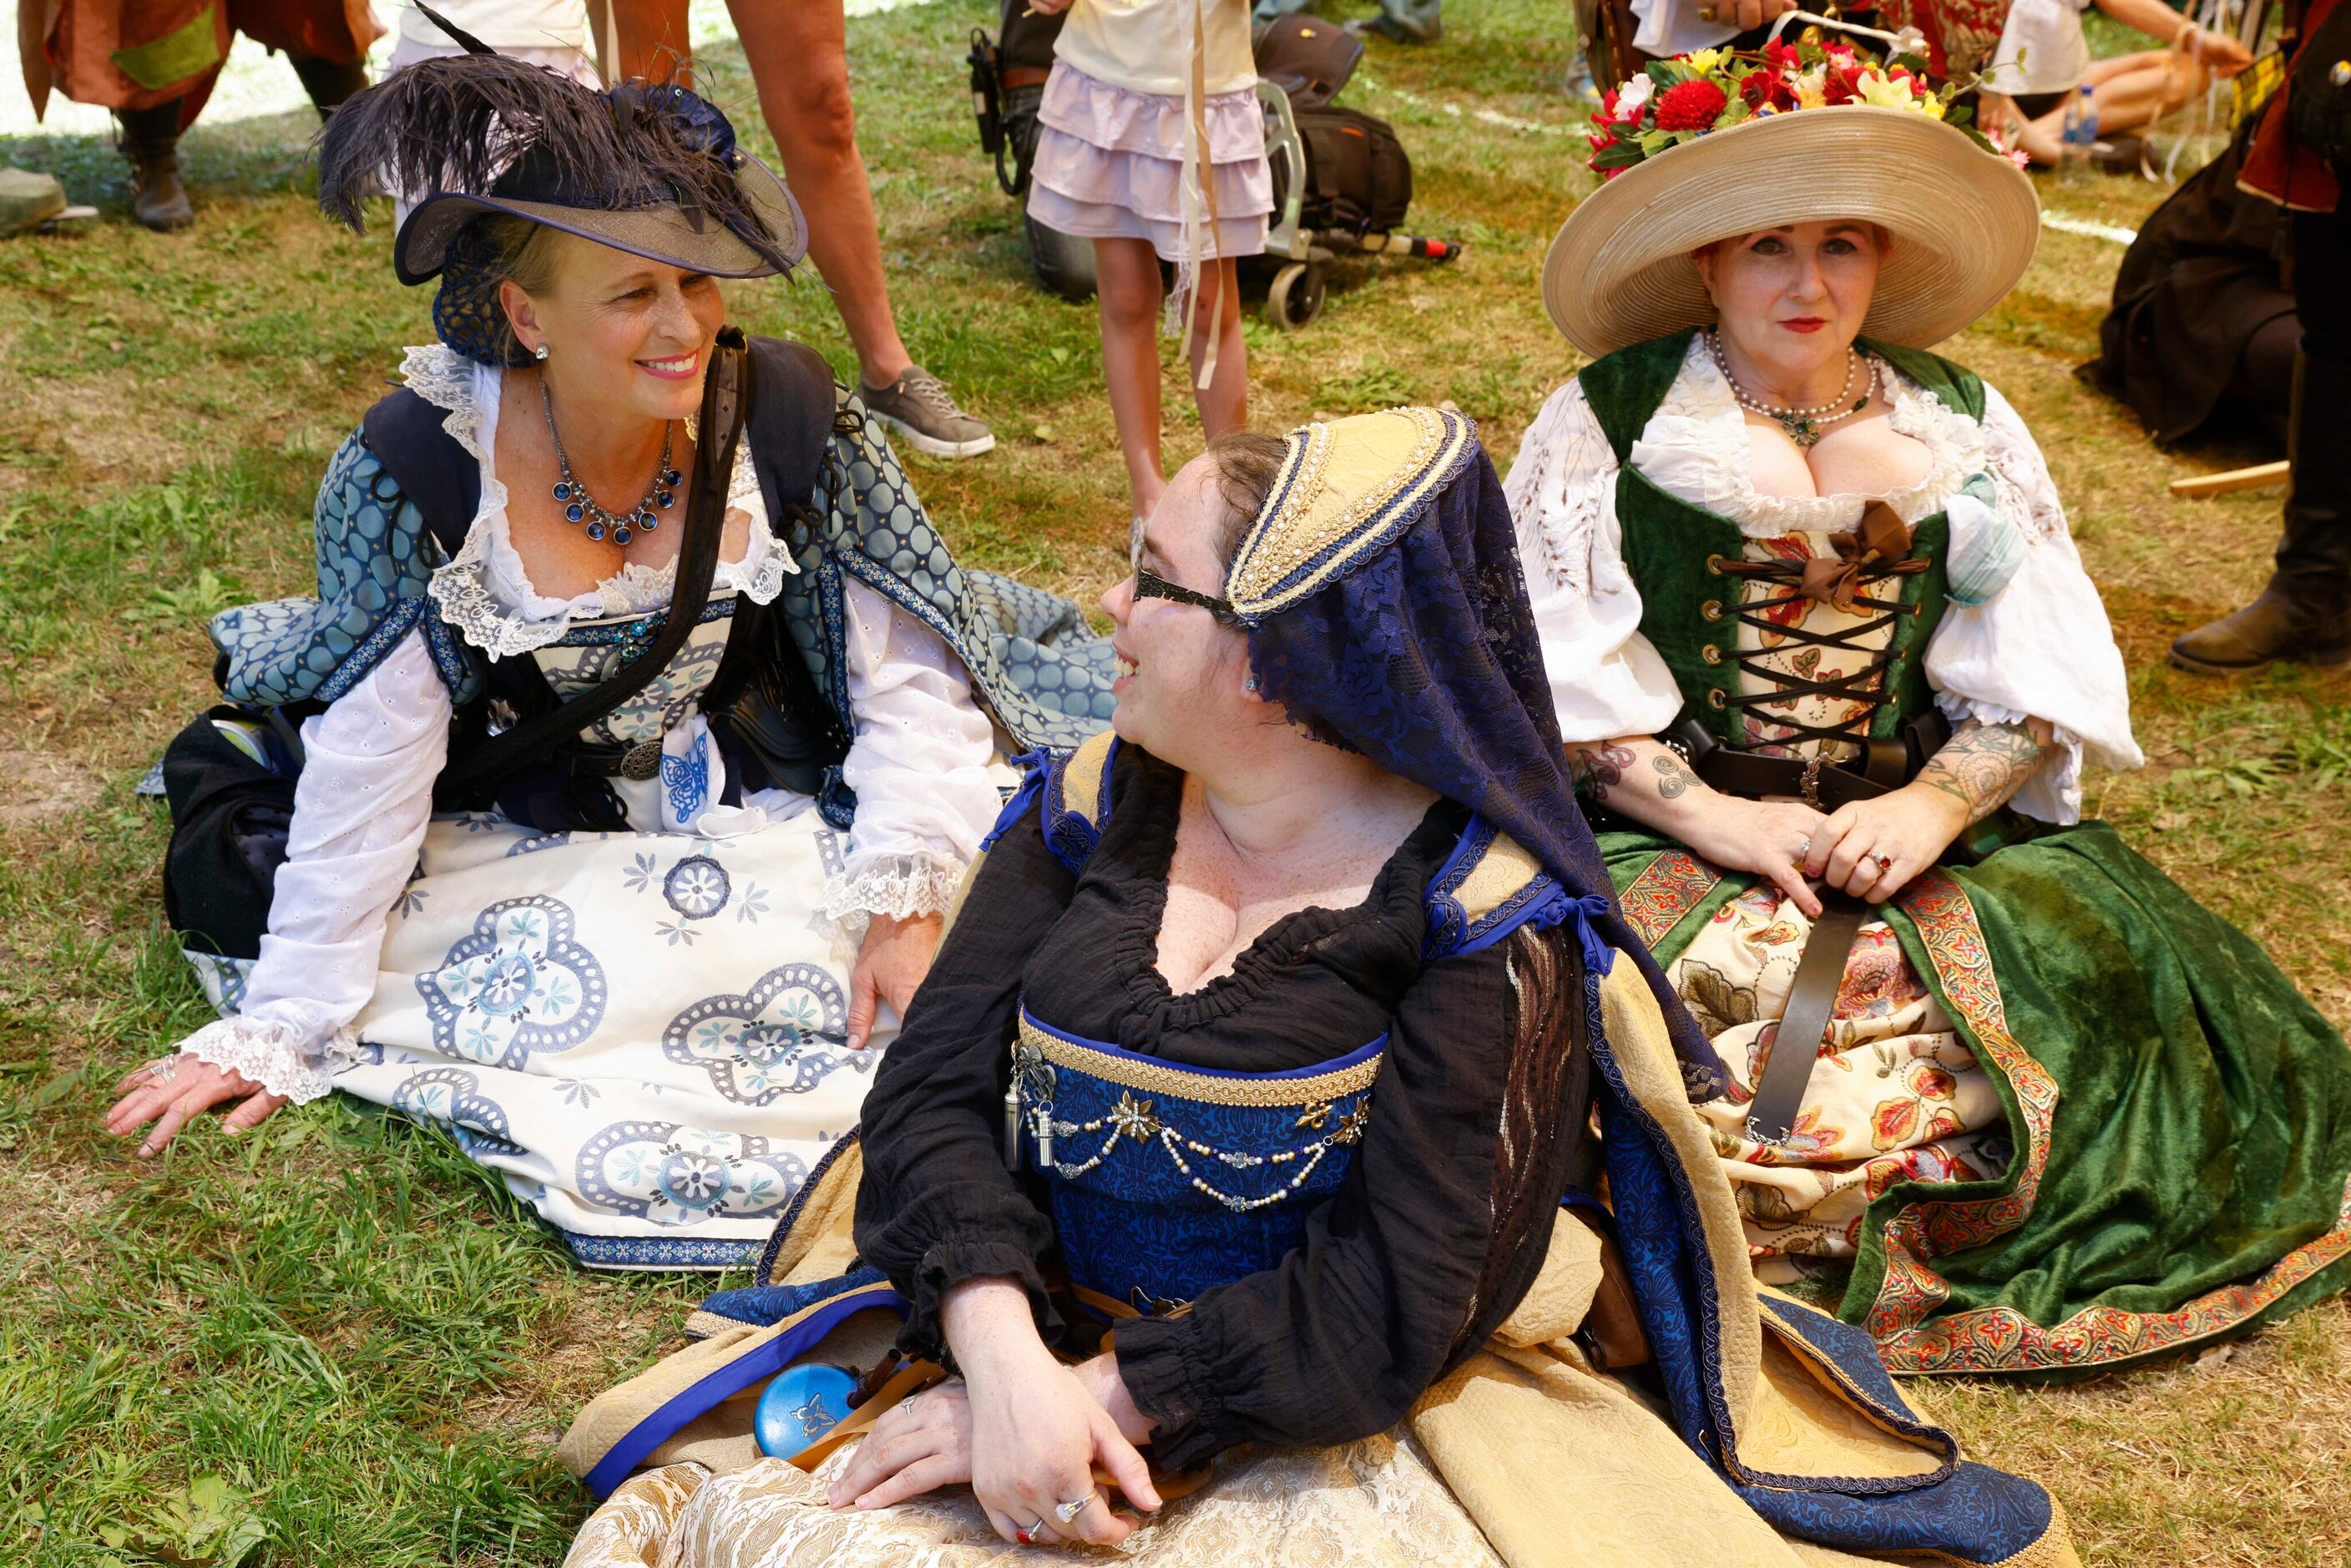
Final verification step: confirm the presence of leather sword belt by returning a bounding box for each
[554,736,670,782]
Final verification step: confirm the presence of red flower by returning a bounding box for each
[1654,78,1730,133]
[1823,67,1860,104]
[1764,41,1802,71]
[1739,68,1796,112]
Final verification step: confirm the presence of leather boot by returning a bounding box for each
[289,54,369,118]
[117,102,193,232]
[2171,349,2351,673]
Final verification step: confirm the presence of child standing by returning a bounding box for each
[1026,0,1272,527]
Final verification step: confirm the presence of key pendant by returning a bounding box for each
[1033,1107,1055,1170]
[1004,1078,1024,1171]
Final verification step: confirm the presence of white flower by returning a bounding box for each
[1617,73,1655,115]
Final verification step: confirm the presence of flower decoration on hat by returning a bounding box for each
[1585,40,1995,179]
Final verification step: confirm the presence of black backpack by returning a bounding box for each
[1287,105,1413,237]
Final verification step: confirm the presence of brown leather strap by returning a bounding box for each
[1692,746,1893,811]
[1000,64,1051,88]
[1746,893,1869,1146]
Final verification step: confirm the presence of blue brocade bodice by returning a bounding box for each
[1007,1006,1383,1313]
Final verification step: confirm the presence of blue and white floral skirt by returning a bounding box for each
[329,811,882,1271]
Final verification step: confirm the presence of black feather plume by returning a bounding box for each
[313,55,789,271]
[410,1,495,55]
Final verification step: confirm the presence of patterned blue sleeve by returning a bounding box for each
[210,430,483,707]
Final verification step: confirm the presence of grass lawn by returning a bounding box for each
[3,2,2346,1562]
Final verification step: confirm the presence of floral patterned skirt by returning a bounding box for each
[332,811,882,1271]
[1671,883,2010,1283]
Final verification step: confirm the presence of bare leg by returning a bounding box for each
[1188,256,1248,441]
[727,0,913,387]
[592,0,695,84]
[1096,238,1170,520]
[2017,52,2208,162]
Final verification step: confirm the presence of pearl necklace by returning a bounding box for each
[541,379,680,546]
[1706,329,1877,448]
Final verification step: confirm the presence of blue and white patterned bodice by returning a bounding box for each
[1007,1007,1382,1313]
[523,598,740,748]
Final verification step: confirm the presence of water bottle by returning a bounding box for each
[2060,84,2098,185]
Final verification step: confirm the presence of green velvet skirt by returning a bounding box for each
[1605,819,2351,1374]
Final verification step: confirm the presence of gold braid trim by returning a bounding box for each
[1018,1014,1383,1107]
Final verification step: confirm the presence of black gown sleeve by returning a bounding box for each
[852,792,1076,1364]
[1110,943,1535,1468]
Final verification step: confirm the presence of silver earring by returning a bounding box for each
[533,343,550,362]
[1243,674,1259,694]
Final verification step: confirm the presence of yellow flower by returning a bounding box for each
[1854,70,1920,112]
[1795,79,1829,109]
[1919,95,1947,120]
[1683,47,1729,75]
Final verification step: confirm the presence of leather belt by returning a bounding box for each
[555,736,667,782]
[1683,734,1910,810]
[1745,892,1869,1146]
[1000,65,1052,89]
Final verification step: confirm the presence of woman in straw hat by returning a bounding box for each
[1512,43,2351,1375]
[552,412,2076,1568]
[104,33,1115,1271]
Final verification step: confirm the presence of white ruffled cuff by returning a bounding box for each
[179,1016,365,1105]
[821,853,965,935]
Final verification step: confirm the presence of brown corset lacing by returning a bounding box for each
[1703,502,1930,756]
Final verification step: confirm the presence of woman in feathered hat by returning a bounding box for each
[104,42,1116,1272]
[1514,43,2351,1374]
[551,414,2077,1568]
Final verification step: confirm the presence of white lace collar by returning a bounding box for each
[1628,334,1983,539]
[402,344,793,660]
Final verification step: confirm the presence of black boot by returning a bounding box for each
[116,101,193,232]
[289,54,369,118]
[2170,348,2351,673]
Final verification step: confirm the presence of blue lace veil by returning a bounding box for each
[1228,408,1727,1097]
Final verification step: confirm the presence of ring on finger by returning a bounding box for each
[1054,1494,1096,1525]
[1014,1521,1043,1545]
[140,1055,179,1086]
[1873,852,1894,873]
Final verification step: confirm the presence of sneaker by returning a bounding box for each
[858,365,996,459]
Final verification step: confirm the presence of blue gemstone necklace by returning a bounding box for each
[540,379,680,545]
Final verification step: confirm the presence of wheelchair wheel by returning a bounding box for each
[1266,262,1326,330]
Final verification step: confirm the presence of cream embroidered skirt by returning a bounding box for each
[329,811,887,1270]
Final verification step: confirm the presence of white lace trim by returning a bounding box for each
[1634,337,1981,538]
[398,343,485,459]
[820,854,965,933]
[179,1016,367,1105]
[399,344,790,659]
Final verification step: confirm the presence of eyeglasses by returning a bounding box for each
[1133,566,1241,628]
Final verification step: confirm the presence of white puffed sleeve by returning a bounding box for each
[819,577,1000,930]
[1923,385,2144,824]
[1504,378,1687,746]
[178,629,451,1101]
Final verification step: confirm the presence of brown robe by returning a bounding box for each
[23,0,379,126]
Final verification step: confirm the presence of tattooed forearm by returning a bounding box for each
[1914,720,2048,823]
[1652,751,1696,798]
[1570,742,1636,802]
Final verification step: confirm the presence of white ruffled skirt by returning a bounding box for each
[1025,63,1272,263]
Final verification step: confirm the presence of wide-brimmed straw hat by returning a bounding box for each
[1544,104,2039,358]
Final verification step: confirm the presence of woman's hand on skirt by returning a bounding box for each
[827,1378,975,1511]
[963,1354,1156,1547]
[847,912,944,1050]
[1677,797,1831,918]
[104,1054,287,1157]
[1802,785,1968,904]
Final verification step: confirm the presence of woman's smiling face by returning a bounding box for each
[1099,458,1257,768]
[1694,220,1886,383]
[500,231,726,423]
